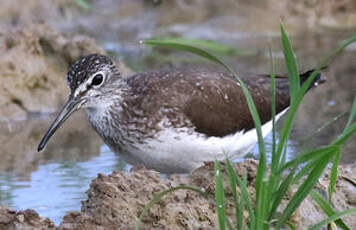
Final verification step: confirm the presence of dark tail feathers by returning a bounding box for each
[300,68,326,91]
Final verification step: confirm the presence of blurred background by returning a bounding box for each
[0,0,355,225]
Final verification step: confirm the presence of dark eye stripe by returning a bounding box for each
[92,74,104,86]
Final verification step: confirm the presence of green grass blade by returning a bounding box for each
[345,96,356,130]
[226,160,241,229]
[74,0,91,11]
[235,170,255,229]
[275,34,356,173]
[286,222,297,230]
[255,179,269,230]
[280,24,300,101]
[147,38,255,56]
[135,185,206,230]
[333,123,356,146]
[329,149,340,202]
[277,150,334,227]
[269,166,297,219]
[278,146,337,174]
[144,39,230,69]
[320,35,356,68]
[266,47,279,227]
[292,157,320,184]
[215,161,226,230]
[308,207,356,230]
[310,190,350,230]
[226,217,234,230]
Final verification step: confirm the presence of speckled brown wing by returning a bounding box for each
[124,68,321,138]
[182,72,291,137]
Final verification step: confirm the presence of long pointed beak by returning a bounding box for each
[37,95,84,152]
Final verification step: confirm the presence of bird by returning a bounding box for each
[37,54,324,173]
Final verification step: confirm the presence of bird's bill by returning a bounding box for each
[37,95,84,152]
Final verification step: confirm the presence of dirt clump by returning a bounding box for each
[0,23,132,120]
[59,160,356,229]
[1,160,355,229]
[0,207,55,230]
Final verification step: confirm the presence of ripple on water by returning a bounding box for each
[0,145,130,226]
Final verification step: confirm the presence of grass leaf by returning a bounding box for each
[226,159,241,229]
[310,190,350,230]
[147,38,255,56]
[280,24,300,101]
[308,207,356,230]
[328,150,340,201]
[345,96,356,130]
[215,161,226,230]
[278,150,334,227]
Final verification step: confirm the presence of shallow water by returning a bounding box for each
[0,0,355,226]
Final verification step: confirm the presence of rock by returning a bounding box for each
[0,23,132,120]
[0,207,55,230]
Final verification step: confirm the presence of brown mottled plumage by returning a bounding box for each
[38,54,324,173]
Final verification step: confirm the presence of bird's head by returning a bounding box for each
[38,54,120,151]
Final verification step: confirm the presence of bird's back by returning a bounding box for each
[121,68,296,138]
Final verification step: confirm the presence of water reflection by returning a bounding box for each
[0,146,128,225]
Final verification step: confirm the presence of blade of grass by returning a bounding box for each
[278,146,337,174]
[280,24,300,101]
[147,38,255,56]
[333,123,356,146]
[328,149,340,202]
[255,179,269,230]
[135,185,206,230]
[215,161,226,230]
[74,0,91,11]
[275,33,356,174]
[320,35,356,68]
[310,190,350,230]
[266,46,279,226]
[230,163,255,229]
[226,159,241,229]
[269,166,297,219]
[144,39,230,69]
[308,207,356,230]
[277,149,335,227]
[345,96,356,130]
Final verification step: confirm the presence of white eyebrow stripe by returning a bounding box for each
[74,81,90,97]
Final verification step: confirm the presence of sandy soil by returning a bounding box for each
[1,160,355,229]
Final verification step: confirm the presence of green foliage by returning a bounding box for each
[145,38,255,56]
[136,25,356,229]
[215,161,227,230]
[74,0,91,11]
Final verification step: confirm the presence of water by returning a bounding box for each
[0,147,125,225]
[0,0,355,226]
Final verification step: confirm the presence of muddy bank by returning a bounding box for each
[0,208,55,230]
[0,23,132,120]
[1,160,355,229]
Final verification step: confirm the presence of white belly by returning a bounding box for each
[123,110,287,173]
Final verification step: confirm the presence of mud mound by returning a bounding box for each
[0,208,55,230]
[1,160,355,229]
[0,23,132,120]
[59,160,356,229]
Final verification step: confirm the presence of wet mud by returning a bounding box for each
[1,160,355,229]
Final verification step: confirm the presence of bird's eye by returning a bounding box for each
[91,74,104,86]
